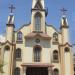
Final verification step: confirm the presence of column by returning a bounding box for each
[22,67,27,75]
[48,67,53,75]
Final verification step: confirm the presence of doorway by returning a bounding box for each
[26,67,48,75]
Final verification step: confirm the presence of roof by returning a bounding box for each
[15,22,31,32]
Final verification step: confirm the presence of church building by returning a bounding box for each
[0,0,74,75]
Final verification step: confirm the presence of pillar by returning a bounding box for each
[48,67,53,75]
[22,67,27,75]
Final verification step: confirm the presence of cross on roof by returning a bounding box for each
[9,4,15,13]
[60,8,67,15]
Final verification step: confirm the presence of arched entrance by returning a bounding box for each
[26,67,48,75]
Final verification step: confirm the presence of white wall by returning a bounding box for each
[64,52,71,75]
[3,50,10,75]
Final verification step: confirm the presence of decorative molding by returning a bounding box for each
[52,60,59,63]
[60,25,69,29]
[59,42,72,47]
[1,40,15,46]
[21,63,54,67]
[25,32,51,40]
[52,41,59,45]
[16,58,22,61]
[16,40,23,44]
[6,23,15,28]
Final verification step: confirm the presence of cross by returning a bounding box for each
[9,4,15,13]
[60,8,67,15]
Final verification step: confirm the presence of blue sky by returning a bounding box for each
[0,0,75,51]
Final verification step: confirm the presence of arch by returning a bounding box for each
[53,50,58,61]
[4,45,10,51]
[64,47,70,52]
[34,12,42,31]
[16,48,21,58]
[53,68,59,75]
[15,67,20,75]
[33,45,42,62]
[17,31,23,41]
[53,32,58,42]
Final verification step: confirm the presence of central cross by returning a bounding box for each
[60,8,67,15]
[9,4,15,13]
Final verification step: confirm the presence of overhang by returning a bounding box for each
[21,63,54,67]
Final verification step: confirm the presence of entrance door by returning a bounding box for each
[26,67,48,75]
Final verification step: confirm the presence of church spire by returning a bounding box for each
[60,8,68,29]
[6,4,15,42]
[7,4,15,26]
[31,0,47,33]
[60,8,69,44]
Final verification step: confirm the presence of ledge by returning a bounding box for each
[52,60,59,63]
[16,58,22,61]
[25,32,51,40]
[21,63,54,67]
[16,40,23,44]
[52,41,59,45]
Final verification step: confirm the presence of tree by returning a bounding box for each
[0,63,4,73]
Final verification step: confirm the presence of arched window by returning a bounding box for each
[53,68,59,75]
[17,31,23,41]
[53,50,58,62]
[64,47,70,52]
[4,45,10,51]
[16,48,21,59]
[34,46,41,62]
[53,32,58,42]
[35,13,41,31]
[15,67,20,75]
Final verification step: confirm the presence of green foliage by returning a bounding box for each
[0,64,4,73]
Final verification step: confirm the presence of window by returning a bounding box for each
[17,31,23,41]
[35,39,40,43]
[64,47,70,52]
[53,50,58,62]
[53,69,59,75]
[15,67,20,75]
[16,48,21,59]
[4,45,10,51]
[35,13,41,31]
[34,46,41,62]
[53,32,58,42]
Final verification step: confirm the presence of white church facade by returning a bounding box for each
[0,0,74,75]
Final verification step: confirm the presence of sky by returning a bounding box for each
[0,0,75,51]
